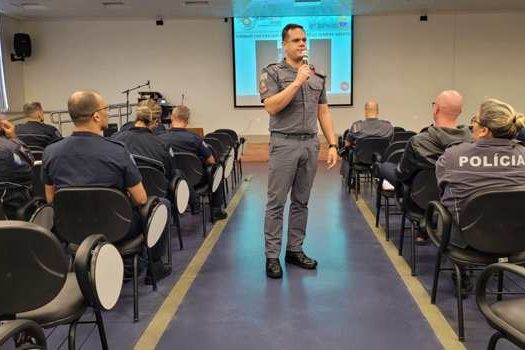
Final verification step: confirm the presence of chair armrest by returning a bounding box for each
[15,196,47,221]
[140,197,169,248]
[372,152,382,164]
[425,201,452,252]
[476,263,525,346]
[0,319,46,349]
[169,175,190,214]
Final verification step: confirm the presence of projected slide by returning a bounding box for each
[233,16,353,107]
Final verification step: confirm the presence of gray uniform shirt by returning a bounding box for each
[436,138,525,226]
[259,61,327,134]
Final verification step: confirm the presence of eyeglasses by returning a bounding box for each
[92,105,110,115]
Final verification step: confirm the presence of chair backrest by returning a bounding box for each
[0,221,68,317]
[207,132,234,149]
[138,165,169,198]
[17,134,52,149]
[393,126,406,133]
[173,152,207,188]
[461,186,525,255]
[392,131,416,142]
[132,154,166,175]
[384,148,405,165]
[214,129,239,144]
[409,168,439,210]
[383,141,407,159]
[0,203,7,220]
[54,187,132,244]
[31,161,45,198]
[204,137,227,160]
[74,234,123,311]
[354,137,390,165]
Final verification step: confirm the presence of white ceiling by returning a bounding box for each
[1,0,525,20]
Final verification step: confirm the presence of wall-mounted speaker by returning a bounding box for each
[11,33,31,62]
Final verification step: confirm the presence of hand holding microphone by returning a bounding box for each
[295,50,312,85]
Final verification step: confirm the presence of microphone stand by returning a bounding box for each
[121,80,150,121]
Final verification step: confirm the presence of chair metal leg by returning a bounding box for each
[201,195,206,237]
[375,182,382,227]
[488,331,504,350]
[385,197,390,241]
[94,310,109,350]
[398,212,406,256]
[147,248,158,291]
[68,320,78,350]
[454,264,465,341]
[497,271,504,301]
[167,216,173,268]
[410,221,417,276]
[133,254,139,322]
[222,178,228,205]
[431,251,442,304]
[175,213,183,250]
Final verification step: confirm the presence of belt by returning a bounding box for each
[271,131,316,140]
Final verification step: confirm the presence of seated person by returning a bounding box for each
[437,98,525,248]
[112,102,175,281]
[113,103,174,178]
[342,101,393,181]
[0,118,34,219]
[345,101,393,147]
[379,90,472,186]
[15,102,62,149]
[159,105,227,220]
[43,90,148,240]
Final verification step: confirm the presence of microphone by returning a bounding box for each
[301,50,309,65]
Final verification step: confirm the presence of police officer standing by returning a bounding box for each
[259,23,338,279]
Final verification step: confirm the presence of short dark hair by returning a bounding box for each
[23,102,43,116]
[67,90,101,124]
[281,23,305,41]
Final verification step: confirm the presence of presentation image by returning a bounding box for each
[232,15,353,107]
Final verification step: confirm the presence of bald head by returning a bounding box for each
[68,90,103,124]
[434,90,463,120]
[365,101,379,118]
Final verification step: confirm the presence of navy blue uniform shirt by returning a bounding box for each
[15,121,62,149]
[159,128,212,163]
[43,131,142,190]
[113,127,174,178]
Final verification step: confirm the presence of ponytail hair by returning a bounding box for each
[478,98,524,139]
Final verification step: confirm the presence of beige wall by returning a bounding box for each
[5,13,525,135]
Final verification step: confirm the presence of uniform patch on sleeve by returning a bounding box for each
[259,72,269,94]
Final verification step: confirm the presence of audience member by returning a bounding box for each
[15,102,62,148]
[345,101,393,146]
[436,98,525,248]
[43,90,148,240]
[0,118,34,219]
[159,105,227,220]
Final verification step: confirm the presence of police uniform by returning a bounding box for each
[259,60,327,258]
[15,121,62,149]
[43,131,143,238]
[436,138,525,247]
[159,128,213,163]
[0,136,33,218]
[113,127,174,179]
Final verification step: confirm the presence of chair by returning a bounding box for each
[207,132,236,189]
[396,168,439,275]
[215,129,244,184]
[204,136,232,201]
[16,134,53,151]
[53,187,168,322]
[173,152,223,236]
[0,221,123,350]
[393,126,406,133]
[0,319,46,349]
[27,145,44,161]
[477,263,525,350]
[391,131,416,142]
[373,147,406,240]
[349,137,390,199]
[138,162,189,251]
[426,186,525,340]
[31,160,45,198]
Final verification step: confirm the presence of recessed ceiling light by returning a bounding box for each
[183,0,210,7]
[102,1,126,8]
[19,2,47,10]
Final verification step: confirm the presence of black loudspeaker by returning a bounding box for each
[11,33,31,61]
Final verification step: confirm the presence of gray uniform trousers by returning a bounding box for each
[264,134,320,258]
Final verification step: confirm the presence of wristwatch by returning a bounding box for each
[328,144,337,149]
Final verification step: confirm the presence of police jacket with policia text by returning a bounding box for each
[436,138,525,225]
[259,60,327,134]
[396,125,472,182]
